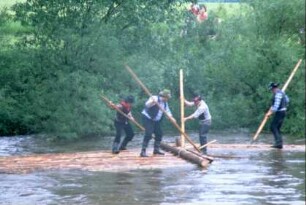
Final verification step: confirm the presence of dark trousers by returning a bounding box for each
[199,122,211,154]
[270,111,286,147]
[141,115,163,151]
[113,120,134,148]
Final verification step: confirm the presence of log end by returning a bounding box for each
[200,160,210,167]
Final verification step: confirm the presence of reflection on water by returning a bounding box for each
[0,133,305,205]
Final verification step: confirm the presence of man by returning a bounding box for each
[184,95,212,155]
[111,95,135,154]
[266,82,289,149]
[140,89,176,157]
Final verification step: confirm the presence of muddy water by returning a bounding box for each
[0,132,305,205]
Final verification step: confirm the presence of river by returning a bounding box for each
[0,132,305,205]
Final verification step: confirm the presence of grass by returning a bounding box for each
[1,21,32,34]
[205,3,245,16]
[0,0,25,9]
[0,0,29,46]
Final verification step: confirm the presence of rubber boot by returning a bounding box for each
[153,141,165,155]
[140,149,148,157]
[140,140,149,157]
[112,142,120,154]
[119,138,129,151]
[200,136,207,155]
[201,147,207,155]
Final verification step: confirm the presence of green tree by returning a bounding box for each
[1,0,304,139]
[1,0,190,138]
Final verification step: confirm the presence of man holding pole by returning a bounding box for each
[110,95,135,154]
[184,94,212,155]
[266,82,289,149]
[140,89,176,157]
[252,59,302,142]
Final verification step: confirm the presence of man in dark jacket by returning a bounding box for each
[266,83,289,149]
[140,89,176,157]
[111,95,135,154]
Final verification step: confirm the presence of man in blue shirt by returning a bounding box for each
[266,83,289,149]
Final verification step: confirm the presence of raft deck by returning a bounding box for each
[0,143,304,174]
[0,149,196,174]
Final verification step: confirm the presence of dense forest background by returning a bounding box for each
[0,0,305,140]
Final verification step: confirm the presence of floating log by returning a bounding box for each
[160,142,213,167]
[171,143,305,151]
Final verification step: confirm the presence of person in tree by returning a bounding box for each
[189,3,208,23]
[140,89,176,157]
[184,94,212,155]
[110,95,135,154]
[190,3,200,16]
[265,83,289,149]
[197,5,208,23]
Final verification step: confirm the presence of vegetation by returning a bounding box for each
[0,0,305,140]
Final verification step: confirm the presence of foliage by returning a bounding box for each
[0,0,305,139]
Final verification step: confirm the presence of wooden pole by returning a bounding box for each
[198,140,217,150]
[281,59,303,92]
[124,65,201,153]
[100,94,145,131]
[253,59,303,141]
[179,69,185,147]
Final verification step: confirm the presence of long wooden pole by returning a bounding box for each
[198,140,217,150]
[281,59,303,92]
[179,69,185,147]
[253,59,303,141]
[124,65,201,153]
[100,94,145,131]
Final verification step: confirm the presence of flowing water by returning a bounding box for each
[0,132,305,205]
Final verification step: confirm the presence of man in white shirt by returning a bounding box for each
[184,95,212,155]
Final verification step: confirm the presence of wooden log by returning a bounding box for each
[160,142,213,168]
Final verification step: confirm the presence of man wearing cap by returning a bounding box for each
[140,89,176,157]
[111,95,135,154]
[184,95,212,155]
[266,83,289,149]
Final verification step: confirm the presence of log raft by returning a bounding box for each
[0,143,303,174]
[0,143,211,174]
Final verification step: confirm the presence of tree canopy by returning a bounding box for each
[0,0,305,139]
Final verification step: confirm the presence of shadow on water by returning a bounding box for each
[0,133,305,205]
